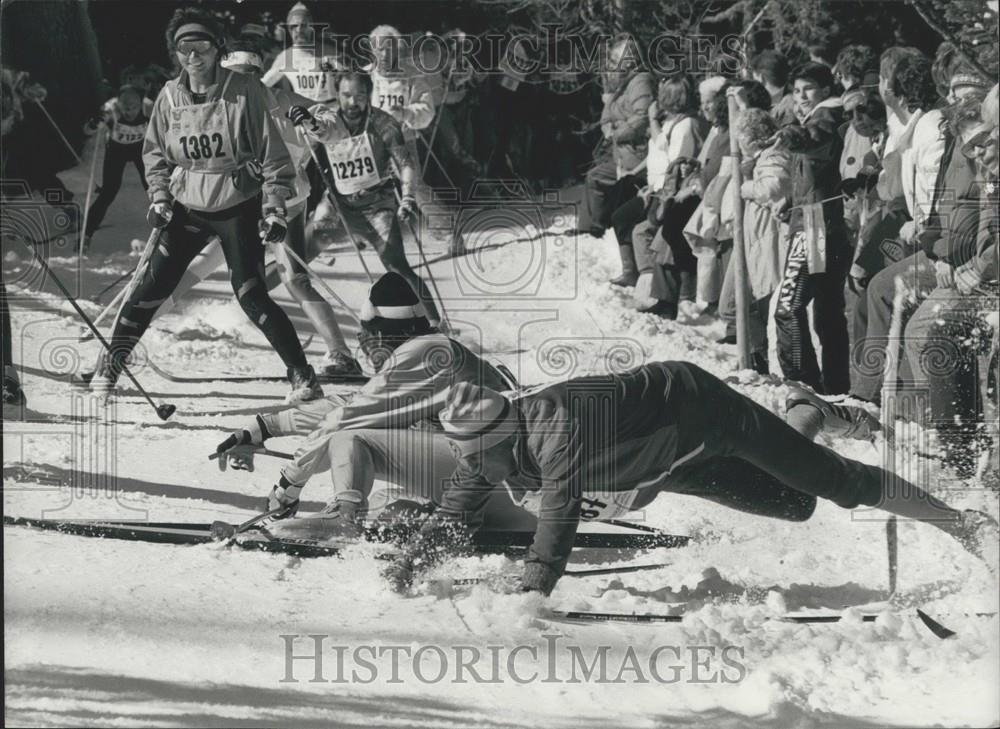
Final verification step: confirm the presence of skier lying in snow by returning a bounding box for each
[214,272,517,518]
[381,363,998,595]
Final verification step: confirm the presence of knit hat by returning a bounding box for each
[221,40,263,71]
[440,383,518,457]
[360,272,427,322]
[287,2,311,23]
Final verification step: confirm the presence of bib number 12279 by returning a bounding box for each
[334,156,375,180]
[179,132,226,160]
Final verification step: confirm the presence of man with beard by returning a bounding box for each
[288,71,443,324]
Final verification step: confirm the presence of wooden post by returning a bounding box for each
[726,93,752,368]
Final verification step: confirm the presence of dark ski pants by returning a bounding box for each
[106,197,308,377]
[578,160,642,236]
[663,362,885,512]
[85,141,147,236]
[774,231,851,395]
[338,188,441,323]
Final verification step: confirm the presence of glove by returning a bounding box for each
[265,476,302,520]
[383,556,415,593]
[520,562,560,595]
[215,415,269,472]
[396,194,418,223]
[848,263,870,294]
[954,263,983,295]
[259,206,288,244]
[934,260,955,290]
[286,105,317,132]
[146,201,173,229]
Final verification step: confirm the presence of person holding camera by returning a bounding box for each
[90,7,323,404]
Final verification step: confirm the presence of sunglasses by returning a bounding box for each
[176,39,215,56]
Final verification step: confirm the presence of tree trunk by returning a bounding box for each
[1,0,103,171]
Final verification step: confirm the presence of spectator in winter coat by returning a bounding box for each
[851,52,939,287]
[575,34,654,237]
[608,73,703,294]
[770,62,849,395]
[736,108,793,371]
[850,90,988,405]
[902,123,997,477]
[384,363,996,594]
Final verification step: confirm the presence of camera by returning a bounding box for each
[1,181,81,297]
[422,179,579,300]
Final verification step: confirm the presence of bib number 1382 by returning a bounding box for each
[179,132,226,160]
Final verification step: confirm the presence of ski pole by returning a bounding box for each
[208,446,294,463]
[78,125,106,253]
[286,112,374,282]
[388,161,452,330]
[81,226,160,347]
[93,267,134,304]
[33,99,84,166]
[273,239,363,326]
[19,239,176,420]
[80,280,130,342]
[420,67,453,180]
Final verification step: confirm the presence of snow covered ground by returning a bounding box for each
[3,152,999,728]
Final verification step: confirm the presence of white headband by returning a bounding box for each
[221,51,263,70]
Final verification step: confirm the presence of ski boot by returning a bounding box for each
[318,351,363,379]
[268,490,366,542]
[285,364,324,405]
[785,385,882,442]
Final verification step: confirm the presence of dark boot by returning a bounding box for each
[638,300,678,319]
[286,365,324,404]
[610,245,639,287]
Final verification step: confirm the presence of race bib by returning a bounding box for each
[286,70,331,100]
[325,132,380,195]
[112,120,146,145]
[166,97,236,173]
[510,487,639,522]
[373,77,411,113]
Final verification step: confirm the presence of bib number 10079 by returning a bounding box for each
[334,156,375,180]
[179,132,226,160]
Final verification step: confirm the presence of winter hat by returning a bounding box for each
[287,2,311,24]
[440,382,518,457]
[221,40,263,71]
[360,272,427,322]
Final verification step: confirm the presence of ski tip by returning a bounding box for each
[916,609,957,640]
